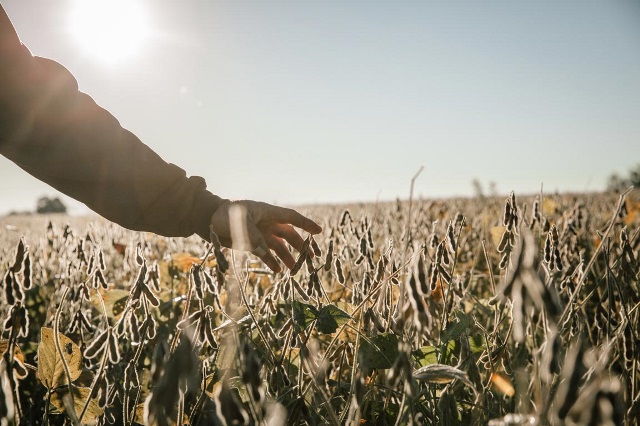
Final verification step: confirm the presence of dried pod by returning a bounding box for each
[85,330,109,359]
[310,237,322,257]
[503,200,512,226]
[108,331,121,364]
[291,277,309,302]
[324,240,334,272]
[11,238,26,273]
[4,272,15,306]
[446,221,456,253]
[135,244,144,266]
[22,255,32,289]
[334,258,345,285]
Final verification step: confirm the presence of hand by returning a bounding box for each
[209,200,322,273]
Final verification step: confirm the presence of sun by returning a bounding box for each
[68,0,151,65]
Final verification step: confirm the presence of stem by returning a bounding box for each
[79,283,113,422]
[558,186,633,327]
[53,286,80,425]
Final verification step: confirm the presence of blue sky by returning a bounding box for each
[1,0,639,214]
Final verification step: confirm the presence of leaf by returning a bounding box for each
[623,199,640,225]
[359,333,399,371]
[171,252,203,272]
[315,305,351,334]
[91,289,130,319]
[441,339,460,365]
[38,327,82,389]
[292,301,318,330]
[490,372,515,397]
[468,335,487,354]
[490,226,506,248]
[542,198,559,216]
[413,364,473,389]
[133,403,146,425]
[0,340,25,363]
[412,346,438,367]
[112,241,127,256]
[440,312,470,343]
[49,386,104,425]
[170,252,217,273]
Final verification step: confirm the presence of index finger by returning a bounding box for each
[272,206,322,234]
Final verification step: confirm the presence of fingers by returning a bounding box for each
[245,220,282,273]
[213,200,322,273]
[265,235,296,270]
[268,206,322,234]
[255,249,281,273]
[273,224,306,253]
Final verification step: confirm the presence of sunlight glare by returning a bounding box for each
[68,0,151,65]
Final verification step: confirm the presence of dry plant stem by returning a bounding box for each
[481,240,496,295]
[393,380,412,426]
[189,361,217,426]
[53,285,80,425]
[315,259,411,372]
[397,166,424,320]
[339,313,364,424]
[170,273,194,353]
[125,320,151,425]
[231,254,277,364]
[441,220,464,333]
[404,166,424,252]
[176,396,185,426]
[6,321,23,422]
[78,289,111,423]
[559,186,633,327]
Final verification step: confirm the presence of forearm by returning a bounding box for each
[0,15,224,240]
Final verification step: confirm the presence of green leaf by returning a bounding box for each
[292,301,318,330]
[316,305,351,334]
[412,346,438,367]
[440,312,470,343]
[468,335,487,354]
[441,339,460,365]
[359,333,399,371]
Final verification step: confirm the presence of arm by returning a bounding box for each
[0,7,322,271]
[0,6,225,241]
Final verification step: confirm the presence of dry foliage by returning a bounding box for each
[0,189,638,425]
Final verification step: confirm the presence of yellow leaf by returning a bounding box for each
[170,253,217,273]
[0,339,25,363]
[171,252,202,272]
[133,402,145,425]
[542,198,559,216]
[490,372,515,397]
[37,327,82,389]
[49,386,104,425]
[490,226,505,248]
[623,199,640,226]
[91,289,130,320]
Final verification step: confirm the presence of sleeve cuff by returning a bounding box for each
[192,191,229,242]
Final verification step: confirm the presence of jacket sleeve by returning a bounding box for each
[0,7,225,241]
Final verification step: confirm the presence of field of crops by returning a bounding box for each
[0,189,638,425]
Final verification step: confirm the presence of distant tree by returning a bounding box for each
[471,178,485,199]
[607,164,640,192]
[36,196,67,214]
[629,164,640,187]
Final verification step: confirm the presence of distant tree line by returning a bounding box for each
[608,164,640,192]
[36,196,67,214]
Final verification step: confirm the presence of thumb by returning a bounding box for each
[228,203,268,253]
[246,219,281,272]
[245,219,269,257]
